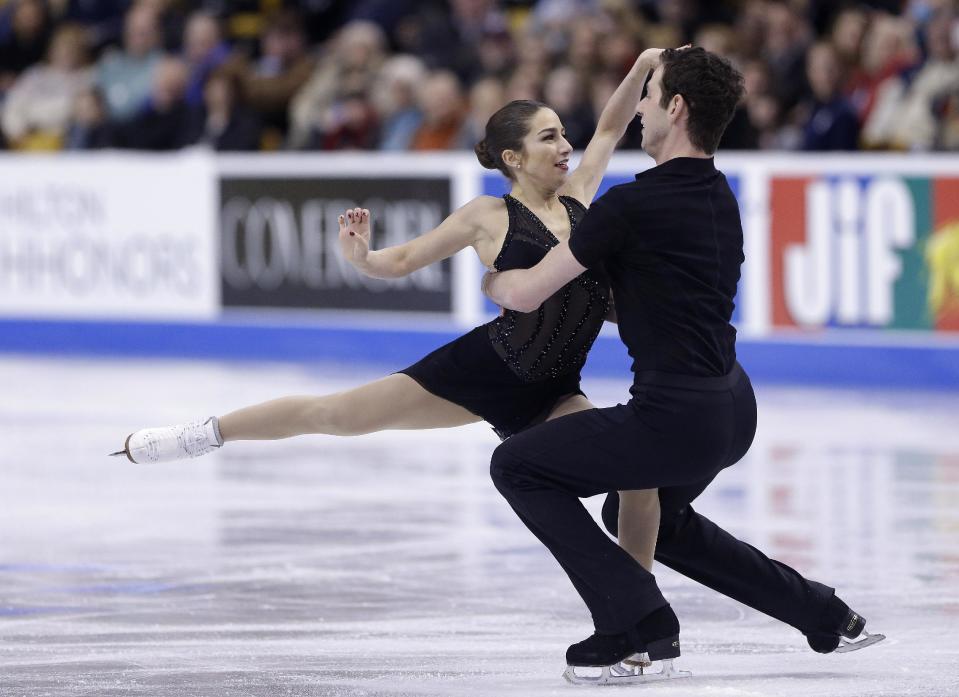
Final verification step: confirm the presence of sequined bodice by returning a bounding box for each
[487,194,610,383]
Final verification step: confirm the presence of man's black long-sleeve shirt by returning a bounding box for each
[569,156,743,383]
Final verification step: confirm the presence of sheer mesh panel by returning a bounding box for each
[488,195,610,383]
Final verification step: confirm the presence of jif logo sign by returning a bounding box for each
[769,176,959,331]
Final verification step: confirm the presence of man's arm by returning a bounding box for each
[482,240,586,312]
[486,191,630,311]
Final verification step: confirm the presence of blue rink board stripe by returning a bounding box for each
[0,319,957,390]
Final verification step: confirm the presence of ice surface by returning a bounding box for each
[1,356,958,697]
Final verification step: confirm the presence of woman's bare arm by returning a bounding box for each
[561,47,667,205]
[338,197,500,279]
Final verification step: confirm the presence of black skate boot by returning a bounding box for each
[563,605,690,685]
[806,595,885,653]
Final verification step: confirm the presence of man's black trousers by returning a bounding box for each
[490,364,834,634]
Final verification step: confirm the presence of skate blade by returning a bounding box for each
[563,658,691,686]
[109,448,136,464]
[109,433,136,463]
[835,630,885,653]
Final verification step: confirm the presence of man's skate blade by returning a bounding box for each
[835,631,885,653]
[563,658,691,686]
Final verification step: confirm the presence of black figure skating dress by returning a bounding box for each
[399,194,610,439]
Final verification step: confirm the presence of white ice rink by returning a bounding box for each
[2,355,958,697]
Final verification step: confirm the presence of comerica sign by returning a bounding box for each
[0,151,956,342]
[219,177,452,312]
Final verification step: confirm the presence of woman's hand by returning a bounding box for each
[636,45,690,73]
[637,47,666,72]
[338,207,372,267]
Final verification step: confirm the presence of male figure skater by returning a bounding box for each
[483,47,882,684]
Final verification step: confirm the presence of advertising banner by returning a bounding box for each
[220,177,452,312]
[769,174,959,332]
[0,152,218,319]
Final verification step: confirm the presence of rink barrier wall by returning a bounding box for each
[2,318,957,390]
[1,151,958,389]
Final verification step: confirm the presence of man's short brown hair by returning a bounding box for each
[659,47,745,154]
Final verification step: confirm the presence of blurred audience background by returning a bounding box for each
[0,0,956,153]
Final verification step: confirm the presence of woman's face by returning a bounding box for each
[514,107,572,188]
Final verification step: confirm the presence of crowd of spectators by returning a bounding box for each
[0,0,957,153]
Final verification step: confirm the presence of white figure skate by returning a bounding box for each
[112,417,222,464]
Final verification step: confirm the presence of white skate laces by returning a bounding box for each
[113,417,223,464]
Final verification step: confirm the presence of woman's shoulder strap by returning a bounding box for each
[559,195,588,213]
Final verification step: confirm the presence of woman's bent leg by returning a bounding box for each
[218,374,481,441]
[545,395,659,573]
[617,490,660,572]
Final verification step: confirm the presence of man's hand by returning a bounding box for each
[482,268,528,311]
[338,207,372,267]
[482,269,504,306]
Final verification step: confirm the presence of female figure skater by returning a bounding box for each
[115,48,667,571]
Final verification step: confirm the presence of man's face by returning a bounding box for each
[185,15,219,64]
[124,8,159,57]
[636,65,669,158]
[807,44,840,102]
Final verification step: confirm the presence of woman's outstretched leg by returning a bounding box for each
[219,374,480,439]
[119,374,480,463]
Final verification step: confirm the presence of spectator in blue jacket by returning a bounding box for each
[182,10,230,107]
[801,41,860,150]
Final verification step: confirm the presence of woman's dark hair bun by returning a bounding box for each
[474,100,547,180]
[474,138,496,170]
